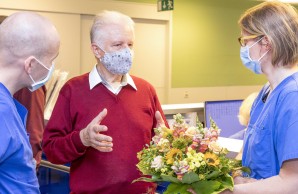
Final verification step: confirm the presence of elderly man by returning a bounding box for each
[43,10,167,193]
[0,12,60,193]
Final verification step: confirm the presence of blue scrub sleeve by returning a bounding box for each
[0,116,18,163]
[275,91,298,167]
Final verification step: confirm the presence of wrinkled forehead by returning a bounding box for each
[100,23,134,43]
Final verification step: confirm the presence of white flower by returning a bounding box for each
[157,138,169,146]
[152,136,161,144]
[185,126,198,137]
[208,141,223,154]
[151,156,164,170]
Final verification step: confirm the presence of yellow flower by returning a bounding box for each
[204,152,220,166]
[166,148,183,165]
[137,151,143,159]
[199,174,205,180]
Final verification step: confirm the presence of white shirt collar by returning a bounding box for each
[89,65,137,91]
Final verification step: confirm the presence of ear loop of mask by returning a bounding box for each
[28,57,51,83]
[248,36,270,62]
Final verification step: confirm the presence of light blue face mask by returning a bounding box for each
[240,37,269,74]
[28,57,55,92]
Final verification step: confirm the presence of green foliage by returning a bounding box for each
[192,180,221,194]
[164,183,191,194]
[181,172,200,184]
[172,138,191,150]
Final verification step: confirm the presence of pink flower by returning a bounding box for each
[190,138,200,150]
[198,138,209,153]
[173,128,186,138]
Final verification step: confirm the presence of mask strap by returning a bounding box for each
[96,44,106,53]
[32,57,50,70]
[258,49,270,62]
[248,36,264,49]
[29,74,36,84]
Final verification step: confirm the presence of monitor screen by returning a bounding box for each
[204,100,245,139]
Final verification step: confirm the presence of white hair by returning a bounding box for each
[90,10,135,45]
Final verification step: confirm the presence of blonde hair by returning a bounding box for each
[238,92,258,126]
[238,1,298,67]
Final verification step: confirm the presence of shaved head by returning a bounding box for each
[0,11,60,94]
[0,12,60,61]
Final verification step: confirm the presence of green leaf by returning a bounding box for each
[206,171,220,180]
[181,172,200,184]
[161,175,181,183]
[132,177,155,183]
[220,174,234,191]
[152,175,162,181]
[240,166,251,175]
[192,180,221,194]
[164,183,191,194]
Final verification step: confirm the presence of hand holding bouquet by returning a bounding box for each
[134,114,248,194]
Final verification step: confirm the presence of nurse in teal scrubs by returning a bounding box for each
[221,1,298,193]
[0,12,60,193]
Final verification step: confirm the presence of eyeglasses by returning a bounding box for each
[238,35,263,47]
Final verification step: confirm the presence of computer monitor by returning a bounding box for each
[204,100,244,139]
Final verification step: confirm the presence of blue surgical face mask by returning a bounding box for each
[28,57,55,92]
[98,46,133,75]
[240,37,269,74]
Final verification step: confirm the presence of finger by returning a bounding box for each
[92,125,108,133]
[155,111,165,127]
[90,141,113,148]
[91,108,108,124]
[94,134,113,142]
[96,147,113,152]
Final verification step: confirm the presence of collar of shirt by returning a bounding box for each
[89,65,137,92]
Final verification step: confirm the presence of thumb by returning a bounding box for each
[155,111,165,128]
[92,108,108,124]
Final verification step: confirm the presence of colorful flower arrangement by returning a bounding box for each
[133,114,248,194]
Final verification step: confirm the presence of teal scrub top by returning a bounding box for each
[243,72,298,179]
[0,83,40,194]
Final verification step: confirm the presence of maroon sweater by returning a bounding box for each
[43,73,167,194]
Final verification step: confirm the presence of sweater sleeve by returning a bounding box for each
[150,84,169,129]
[42,85,87,164]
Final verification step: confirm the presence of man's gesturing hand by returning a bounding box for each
[79,108,113,152]
[155,111,166,128]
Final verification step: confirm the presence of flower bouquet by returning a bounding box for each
[133,114,249,194]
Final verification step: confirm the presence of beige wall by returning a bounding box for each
[168,86,262,104]
[0,0,261,104]
[0,0,172,103]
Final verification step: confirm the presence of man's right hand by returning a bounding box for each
[79,108,113,152]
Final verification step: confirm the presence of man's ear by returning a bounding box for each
[91,43,102,58]
[24,56,35,74]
